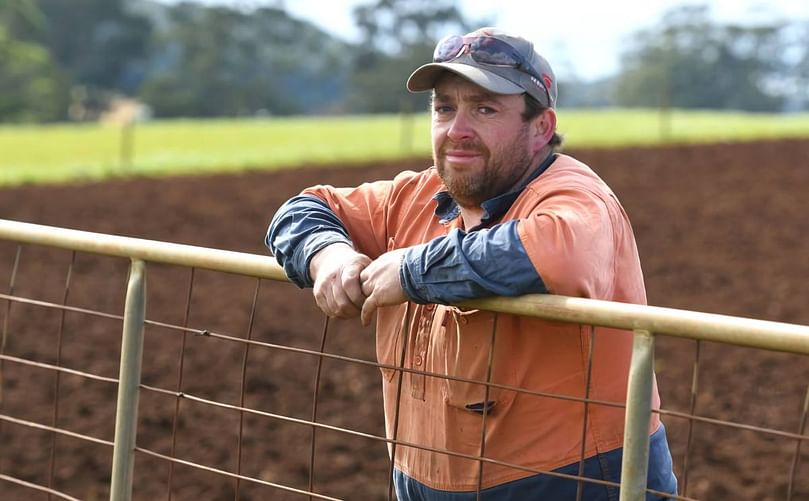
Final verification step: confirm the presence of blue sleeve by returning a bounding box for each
[399,221,548,304]
[265,195,353,288]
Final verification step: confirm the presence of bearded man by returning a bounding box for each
[266,27,678,501]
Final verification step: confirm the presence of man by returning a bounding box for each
[267,27,677,500]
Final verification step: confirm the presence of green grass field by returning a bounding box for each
[2,108,809,187]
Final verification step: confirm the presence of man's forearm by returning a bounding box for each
[266,195,353,288]
[400,221,548,304]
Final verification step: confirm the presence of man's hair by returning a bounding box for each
[522,95,563,150]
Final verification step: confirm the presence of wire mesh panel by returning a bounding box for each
[654,335,809,500]
[125,265,388,500]
[0,249,125,499]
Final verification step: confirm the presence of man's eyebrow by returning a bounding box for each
[432,91,505,103]
[431,92,450,103]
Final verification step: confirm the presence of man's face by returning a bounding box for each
[431,74,536,209]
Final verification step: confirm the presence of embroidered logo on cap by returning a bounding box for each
[542,74,553,92]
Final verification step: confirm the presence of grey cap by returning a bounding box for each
[407,27,557,108]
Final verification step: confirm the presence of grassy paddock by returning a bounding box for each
[0,115,429,186]
[560,109,809,146]
[2,109,809,186]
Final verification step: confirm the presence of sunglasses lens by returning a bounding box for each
[469,37,522,67]
[433,35,464,63]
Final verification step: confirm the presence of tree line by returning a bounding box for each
[1,0,808,123]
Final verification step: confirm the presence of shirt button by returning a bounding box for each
[460,317,468,325]
[414,355,423,366]
[426,304,435,311]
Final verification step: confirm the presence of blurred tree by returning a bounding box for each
[348,0,484,113]
[4,0,152,94]
[346,40,436,113]
[790,21,809,110]
[0,25,69,122]
[557,77,617,108]
[139,4,349,117]
[0,0,46,37]
[353,0,471,53]
[615,5,786,112]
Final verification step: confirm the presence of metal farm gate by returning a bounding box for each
[0,219,807,501]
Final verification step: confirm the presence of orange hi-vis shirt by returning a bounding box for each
[301,154,661,491]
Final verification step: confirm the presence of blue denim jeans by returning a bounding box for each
[393,424,678,500]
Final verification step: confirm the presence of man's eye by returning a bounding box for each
[434,105,453,113]
[478,106,496,114]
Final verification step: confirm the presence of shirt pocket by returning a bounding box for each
[438,308,517,414]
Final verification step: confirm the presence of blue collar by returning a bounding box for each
[433,152,558,229]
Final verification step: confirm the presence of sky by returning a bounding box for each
[156,0,809,81]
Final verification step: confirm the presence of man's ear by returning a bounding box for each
[531,108,557,153]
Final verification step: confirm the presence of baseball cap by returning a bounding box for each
[407,27,557,108]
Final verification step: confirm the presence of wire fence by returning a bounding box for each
[0,219,808,500]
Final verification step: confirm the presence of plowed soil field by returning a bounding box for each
[1,139,808,500]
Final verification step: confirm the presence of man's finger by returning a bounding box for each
[317,277,344,318]
[323,283,341,317]
[360,267,375,297]
[334,292,361,318]
[330,279,362,318]
[312,284,329,315]
[342,264,367,309]
[361,295,378,327]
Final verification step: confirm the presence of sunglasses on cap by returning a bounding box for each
[433,35,551,106]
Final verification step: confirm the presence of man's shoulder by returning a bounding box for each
[389,166,444,196]
[520,154,620,208]
[529,153,612,194]
[543,154,600,179]
[392,165,441,185]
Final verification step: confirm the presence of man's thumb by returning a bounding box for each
[361,295,377,327]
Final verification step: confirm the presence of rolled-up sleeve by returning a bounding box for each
[400,220,547,304]
[266,195,352,288]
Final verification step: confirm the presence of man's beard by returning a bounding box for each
[435,126,533,208]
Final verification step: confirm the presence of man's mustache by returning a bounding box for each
[439,142,488,155]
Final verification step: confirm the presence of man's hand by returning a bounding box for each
[310,243,372,319]
[360,248,408,326]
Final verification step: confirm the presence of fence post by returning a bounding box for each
[619,329,655,501]
[120,121,135,171]
[110,259,147,501]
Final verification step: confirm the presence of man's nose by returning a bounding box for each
[446,111,475,142]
